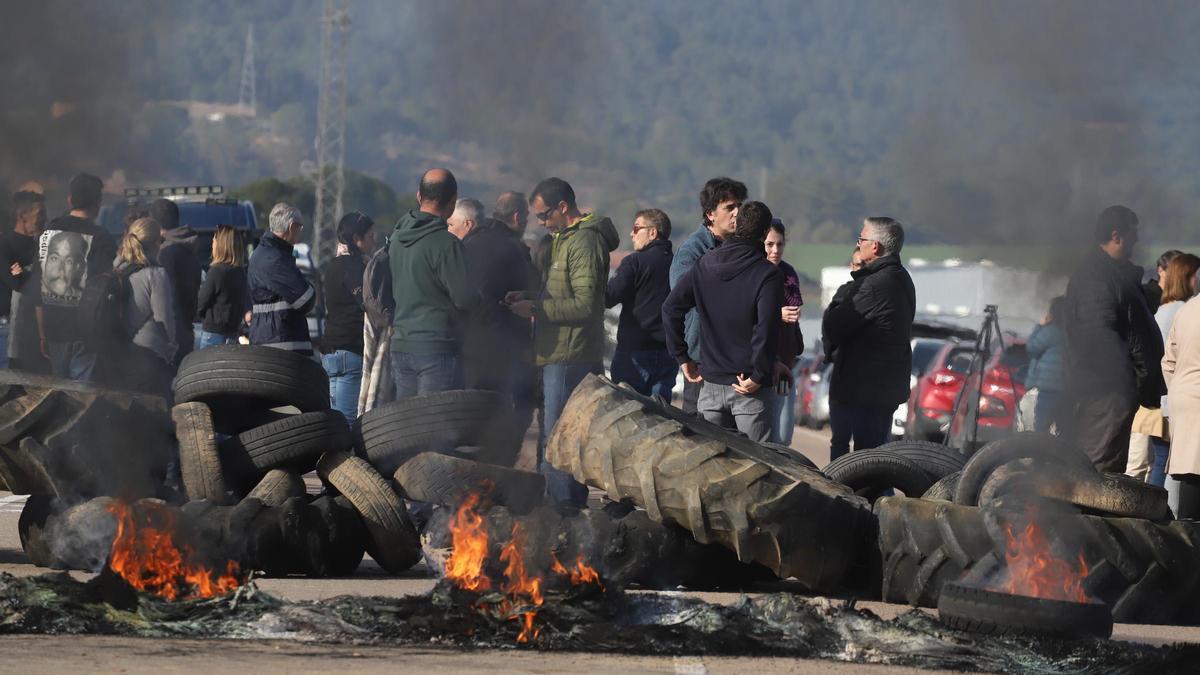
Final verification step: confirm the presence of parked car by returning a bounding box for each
[946,341,1029,452]
[891,337,953,438]
[904,341,982,441]
[801,359,834,429]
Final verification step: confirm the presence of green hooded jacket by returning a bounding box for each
[534,213,620,365]
[389,209,479,354]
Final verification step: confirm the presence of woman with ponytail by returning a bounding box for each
[320,211,376,422]
[115,217,177,397]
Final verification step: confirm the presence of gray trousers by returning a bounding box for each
[698,380,772,443]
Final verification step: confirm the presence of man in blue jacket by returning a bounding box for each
[663,201,783,442]
[248,202,315,354]
[606,208,676,400]
[668,177,746,413]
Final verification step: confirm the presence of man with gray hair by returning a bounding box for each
[247,202,315,354]
[447,198,485,241]
[821,216,916,460]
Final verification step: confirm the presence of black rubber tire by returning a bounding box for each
[877,440,966,481]
[762,442,819,470]
[544,374,871,591]
[275,496,327,578]
[356,390,504,475]
[18,495,60,568]
[393,453,546,514]
[310,495,366,576]
[822,450,933,500]
[317,451,420,574]
[174,345,330,415]
[954,432,1095,506]
[937,582,1113,639]
[876,496,1200,624]
[172,402,230,504]
[979,460,1169,521]
[245,469,307,507]
[1081,473,1170,521]
[223,411,351,476]
[45,497,118,571]
[922,471,961,501]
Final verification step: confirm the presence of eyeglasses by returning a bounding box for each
[856,236,877,245]
[534,206,557,222]
[631,225,655,234]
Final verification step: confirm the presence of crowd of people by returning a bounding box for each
[4,170,1200,514]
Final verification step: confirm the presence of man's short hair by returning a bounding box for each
[529,177,576,210]
[733,201,773,241]
[1094,205,1138,244]
[494,191,527,222]
[269,202,302,235]
[68,173,103,212]
[1157,249,1183,272]
[452,198,485,226]
[699,177,748,225]
[149,198,179,230]
[865,216,905,256]
[635,208,671,240]
[418,169,458,209]
[11,190,43,220]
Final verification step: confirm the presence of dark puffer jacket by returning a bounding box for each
[247,231,315,353]
[1063,248,1164,408]
[821,254,916,410]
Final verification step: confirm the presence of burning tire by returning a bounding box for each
[245,469,307,507]
[879,440,966,481]
[922,471,960,502]
[356,390,508,474]
[544,374,872,590]
[876,496,1200,624]
[317,450,421,574]
[822,450,933,501]
[18,495,61,568]
[953,432,1095,507]
[174,345,330,418]
[937,582,1113,639]
[393,452,546,514]
[978,459,1170,521]
[172,402,229,504]
[222,410,351,478]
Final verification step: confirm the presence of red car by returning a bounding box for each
[947,341,1029,451]
[904,342,981,442]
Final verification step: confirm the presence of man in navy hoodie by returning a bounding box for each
[663,201,783,442]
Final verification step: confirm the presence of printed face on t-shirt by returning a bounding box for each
[39,230,91,306]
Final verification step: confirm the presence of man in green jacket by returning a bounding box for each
[507,177,619,505]
[389,168,479,398]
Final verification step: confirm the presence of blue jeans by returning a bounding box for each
[390,351,462,399]
[1034,388,1061,433]
[768,386,799,445]
[829,401,894,462]
[48,340,98,381]
[540,362,602,505]
[609,348,678,402]
[197,330,238,349]
[322,350,363,423]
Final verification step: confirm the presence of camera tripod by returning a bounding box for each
[946,304,1008,453]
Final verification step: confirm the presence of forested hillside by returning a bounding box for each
[3,0,1199,247]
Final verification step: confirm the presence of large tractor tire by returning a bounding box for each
[0,372,172,501]
[876,496,1200,625]
[545,374,872,591]
[174,345,330,420]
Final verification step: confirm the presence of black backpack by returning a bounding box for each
[362,242,393,331]
[81,264,144,349]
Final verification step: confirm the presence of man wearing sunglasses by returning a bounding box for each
[821,217,916,461]
[505,177,618,506]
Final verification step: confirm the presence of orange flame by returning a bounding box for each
[551,553,604,591]
[106,500,240,601]
[499,522,544,643]
[1001,519,1089,603]
[444,493,491,592]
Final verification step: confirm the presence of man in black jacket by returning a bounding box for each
[151,198,202,364]
[607,208,677,400]
[1062,205,1165,472]
[821,217,915,460]
[663,201,782,442]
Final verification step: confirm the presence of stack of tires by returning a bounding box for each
[821,439,966,502]
[875,432,1200,629]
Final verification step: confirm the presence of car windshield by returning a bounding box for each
[912,340,944,375]
[945,347,982,373]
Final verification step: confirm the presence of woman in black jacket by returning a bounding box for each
[195,225,249,348]
[321,212,376,422]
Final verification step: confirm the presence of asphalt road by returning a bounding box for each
[0,423,1197,672]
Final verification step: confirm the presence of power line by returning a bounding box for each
[313,0,349,265]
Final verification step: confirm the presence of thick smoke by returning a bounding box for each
[892,0,1197,253]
